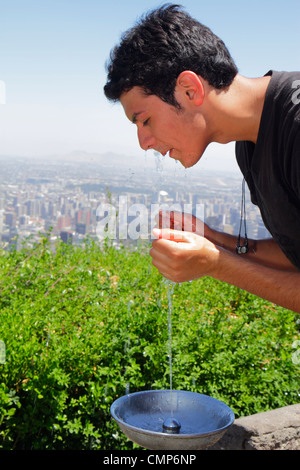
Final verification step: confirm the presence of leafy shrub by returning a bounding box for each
[0,236,299,449]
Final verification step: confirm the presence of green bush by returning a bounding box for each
[0,236,299,449]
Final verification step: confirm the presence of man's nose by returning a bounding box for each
[137,127,156,151]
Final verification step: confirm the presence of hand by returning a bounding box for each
[150,227,220,283]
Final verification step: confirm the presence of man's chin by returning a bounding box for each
[182,154,203,169]
[168,148,203,168]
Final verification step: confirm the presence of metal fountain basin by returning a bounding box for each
[110,389,234,450]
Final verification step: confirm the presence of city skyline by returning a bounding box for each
[0,151,269,250]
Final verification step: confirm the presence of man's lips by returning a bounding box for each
[160,148,175,157]
[169,148,175,158]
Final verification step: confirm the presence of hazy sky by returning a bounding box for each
[0,0,299,174]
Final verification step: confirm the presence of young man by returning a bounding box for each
[104,4,300,313]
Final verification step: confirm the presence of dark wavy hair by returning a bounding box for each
[104,4,238,108]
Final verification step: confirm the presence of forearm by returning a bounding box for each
[151,226,300,312]
[163,211,296,271]
[213,248,300,312]
[206,227,297,271]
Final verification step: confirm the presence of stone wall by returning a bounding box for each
[209,404,300,450]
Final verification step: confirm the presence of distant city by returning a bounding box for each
[0,151,270,250]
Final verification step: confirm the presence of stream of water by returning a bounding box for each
[165,280,176,391]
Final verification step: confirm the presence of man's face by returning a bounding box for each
[120,86,209,168]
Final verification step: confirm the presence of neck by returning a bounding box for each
[205,74,271,144]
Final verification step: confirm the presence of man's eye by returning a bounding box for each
[143,118,150,126]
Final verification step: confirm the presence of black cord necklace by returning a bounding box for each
[236,178,249,254]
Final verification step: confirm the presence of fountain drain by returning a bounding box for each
[162,417,181,434]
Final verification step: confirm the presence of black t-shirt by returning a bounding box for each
[236,70,300,269]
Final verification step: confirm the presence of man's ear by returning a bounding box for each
[176,71,204,106]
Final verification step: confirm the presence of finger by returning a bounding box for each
[152,228,193,242]
[157,210,202,233]
[150,244,176,280]
[157,210,176,229]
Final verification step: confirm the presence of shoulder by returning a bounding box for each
[266,70,300,109]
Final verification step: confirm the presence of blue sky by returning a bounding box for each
[0,0,299,173]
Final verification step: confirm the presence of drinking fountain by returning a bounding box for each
[111,389,234,450]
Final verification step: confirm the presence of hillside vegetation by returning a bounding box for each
[0,236,299,449]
